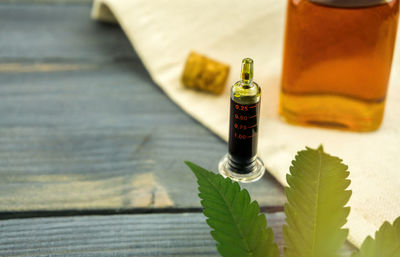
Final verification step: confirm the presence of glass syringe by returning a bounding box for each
[218,58,265,183]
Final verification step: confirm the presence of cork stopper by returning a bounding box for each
[181,52,230,94]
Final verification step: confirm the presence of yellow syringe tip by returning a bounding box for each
[241,58,254,83]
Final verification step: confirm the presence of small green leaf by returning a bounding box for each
[185,161,280,257]
[351,216,400,257]
[283,146,352,257]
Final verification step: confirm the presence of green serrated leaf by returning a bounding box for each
[351,216,400,257]
[185,161,280,257]
[283,146,352,257]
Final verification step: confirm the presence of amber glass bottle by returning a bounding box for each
[280,0,399,131]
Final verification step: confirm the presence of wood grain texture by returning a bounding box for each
[0,3,285,213]
[0,0,92,4]
[0,61,285,212]
[0,3,134,62]
[0,212,356,257]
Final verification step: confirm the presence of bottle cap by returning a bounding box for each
[309,0,388,8]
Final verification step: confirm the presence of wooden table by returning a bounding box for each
[0,1,355,256]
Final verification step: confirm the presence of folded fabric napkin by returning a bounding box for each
[92,0,400,247]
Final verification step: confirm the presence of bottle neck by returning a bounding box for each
[309,0,392,8]
[240,81,254,89]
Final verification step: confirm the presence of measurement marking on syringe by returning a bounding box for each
[249,115,257,119]
[248,124,257,129]
[249,105,257,109]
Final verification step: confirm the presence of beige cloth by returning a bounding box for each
[92,0,400,247]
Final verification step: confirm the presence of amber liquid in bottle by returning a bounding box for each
[280,0,399,131]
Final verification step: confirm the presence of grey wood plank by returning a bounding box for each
[0,0,92,4]
[0,1,285,212]
[0,212,356,256]
[0,3,135,62]
[0,60,285,212]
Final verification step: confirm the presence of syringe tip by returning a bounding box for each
[241,58,254,83]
